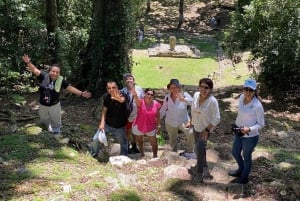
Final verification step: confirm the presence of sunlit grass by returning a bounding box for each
[132,44,251,89]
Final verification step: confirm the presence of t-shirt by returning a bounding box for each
[38,71,69,106]
[103,92,128,128]
[134,99,161,133]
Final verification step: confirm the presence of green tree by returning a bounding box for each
[80,0,142,95]
[223,0,299,102]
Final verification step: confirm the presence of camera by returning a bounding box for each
[231,124,243,136]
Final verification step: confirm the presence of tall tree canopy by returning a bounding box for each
[0,0,142,95]
[223,0,299,101]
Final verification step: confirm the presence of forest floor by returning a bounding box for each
[0,0,299,201]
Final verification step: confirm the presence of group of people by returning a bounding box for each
[22,55,265,185]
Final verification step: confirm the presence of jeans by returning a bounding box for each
[232,135,259,179]
[193,129,208,174]
[105,124,128,156]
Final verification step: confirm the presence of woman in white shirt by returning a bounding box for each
[228,79,265,184]
[190,78,220,184]
[160,79,194,154]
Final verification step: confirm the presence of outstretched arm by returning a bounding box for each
[66,85,92,98]
[22,54,41,77]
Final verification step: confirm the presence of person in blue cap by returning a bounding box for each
[228,79,265,184]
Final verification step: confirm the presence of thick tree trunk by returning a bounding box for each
[80,0,133,96]
[45,0,58,63]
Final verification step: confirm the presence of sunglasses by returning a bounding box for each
[199,85,210,90]
[243,87,254,92]
[107,87,116,90]
[146,92,154,96]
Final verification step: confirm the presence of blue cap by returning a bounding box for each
[243,79,257,90]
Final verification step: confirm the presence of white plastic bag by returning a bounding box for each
[93,129,108,146]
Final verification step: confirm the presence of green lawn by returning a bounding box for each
[132,49,252,89]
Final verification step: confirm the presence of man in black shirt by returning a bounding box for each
[22,54,91,139]
[99,81,129,156]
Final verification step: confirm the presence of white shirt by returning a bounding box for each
[121,85,144,122]
[160,92,193,127]
[191,92,220,132]
[235,94,265,138]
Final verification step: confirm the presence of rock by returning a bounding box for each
[109,155,132,168]
[277,131,289,139]
[148,44,200,58]
[269,180,283,187]
[274,162,293,170]
[164,165,190,180]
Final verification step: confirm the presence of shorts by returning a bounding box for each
[126,121,133,130]
[132,125,156,137]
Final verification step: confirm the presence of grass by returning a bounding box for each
[132,38,252,89]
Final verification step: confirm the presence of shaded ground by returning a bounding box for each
[0,85,299,200]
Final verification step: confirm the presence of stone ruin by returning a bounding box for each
[148,36,200,59]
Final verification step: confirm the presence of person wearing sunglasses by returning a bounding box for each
[98,81,129,156]
[131,88,161,158]
[190,78,220,184]
[228,79,265,184]
[159,79,194,157]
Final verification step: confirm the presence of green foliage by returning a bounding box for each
[0,71,37,94]
[0,0,92,87]
[222,0,300,102]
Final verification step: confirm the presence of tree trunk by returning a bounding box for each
[45,0,58,64]
[80,0,134,96]
[146,0,151,13]
[177,0,184,29]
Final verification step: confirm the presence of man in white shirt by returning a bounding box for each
[121,73,144,154]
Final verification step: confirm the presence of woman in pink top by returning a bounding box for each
[132,88,161,158]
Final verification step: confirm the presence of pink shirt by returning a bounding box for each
[133,99,161,133]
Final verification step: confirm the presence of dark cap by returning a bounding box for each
[167,79,182,89]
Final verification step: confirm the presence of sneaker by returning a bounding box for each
[192,174,204,184]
